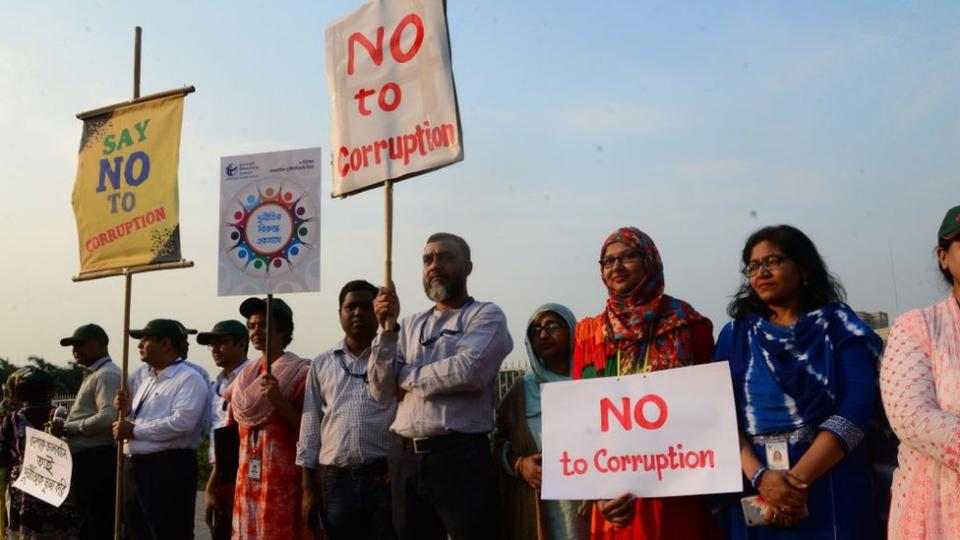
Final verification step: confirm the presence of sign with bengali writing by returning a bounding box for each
[11,427,72,507]
[72,94,187,274]
[541,362,742,500]
[218,148,322,295]
[326,0,463,197]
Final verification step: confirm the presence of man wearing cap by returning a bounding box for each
[57,323,121,540]
[370,232,513,540]
[112,319,211,540]
[199,320,249,540]
[227,297,311,538]
[297,280,398,540]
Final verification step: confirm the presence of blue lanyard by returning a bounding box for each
[418,297,476,347]
[336,350,367,384]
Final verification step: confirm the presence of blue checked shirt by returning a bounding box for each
[296,341,397,468]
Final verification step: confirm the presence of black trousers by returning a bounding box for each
[71,445,118,540]
[388,434,502,540]
[122,448,197,540]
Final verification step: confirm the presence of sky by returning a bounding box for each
[1,1,957,375]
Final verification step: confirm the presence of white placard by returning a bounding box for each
[326,0,463,197]
[218,148,322,296]
[541,362,742,500]
[11,427,72,507]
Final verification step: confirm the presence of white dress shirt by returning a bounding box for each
[208,359,248,463]
[125,359,210,455]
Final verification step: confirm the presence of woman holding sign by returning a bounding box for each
[224,297,311,539]
[880,205,960,540]
[572,227,719,540]
[714,225,881,539]
[495,303,588,540]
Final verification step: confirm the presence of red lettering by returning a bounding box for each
[354,88,377,116]
[155,207,166,221]
[347,27,384,75]
[338,147,350,177]
[389,14,424,63]
[600,397,631,432]
[634,394,668,430]
[378,82,402,111]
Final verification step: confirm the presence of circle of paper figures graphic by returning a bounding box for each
[222,178,318,278]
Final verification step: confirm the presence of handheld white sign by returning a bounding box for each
[218,148,322,296]
[12,427,72,507]
[326,0,463,197]
[541,362,742,500]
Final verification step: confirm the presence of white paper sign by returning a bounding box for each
[218,148,322,296]
[326,0,463,197]
[541,362,741,500]
[11,427,72,507]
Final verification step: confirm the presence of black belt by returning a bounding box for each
[124,448,195,465]
[325,459,388,480]
[398,432,486,454]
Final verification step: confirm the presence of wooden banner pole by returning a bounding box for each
[384,180,395,331]
[265,294,274,375]
[113,25,142,540]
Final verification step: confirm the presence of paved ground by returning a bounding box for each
[195,491,212,540]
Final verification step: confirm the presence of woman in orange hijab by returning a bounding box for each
[573,227,718,540]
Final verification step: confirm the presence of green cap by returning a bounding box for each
[129,319,188,340]
[939,205,960,241]
[239,297,293,321]
[60,323,109,347]
[197,320,248,345]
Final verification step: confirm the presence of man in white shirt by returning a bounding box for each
[113,318,210,540]
[198,320,249,540]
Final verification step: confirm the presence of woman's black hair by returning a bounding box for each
[937,237,957,286]
[727,225,846,319]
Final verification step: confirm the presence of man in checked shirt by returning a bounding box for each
[297,280,398,540]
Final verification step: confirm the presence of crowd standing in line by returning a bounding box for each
[3,209,959,539]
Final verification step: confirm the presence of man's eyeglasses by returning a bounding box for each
[529,321,565,338]
[599,250,642,269]
[742,255,790,277]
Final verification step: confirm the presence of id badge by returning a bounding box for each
[248,458,262,481]
[765,439,789,471]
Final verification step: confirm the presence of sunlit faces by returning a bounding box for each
[71,340,103,366]
[937,238,960,286]
[339,290,379,342]
[247,312,284,352]
[207,336,245,369]
[422,239,472,303]
[137,335,167,365]
[748,240,806,307]
[601,242,646,295]
[529,311,570,373]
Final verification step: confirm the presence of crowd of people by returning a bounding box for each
[0,206,957,540]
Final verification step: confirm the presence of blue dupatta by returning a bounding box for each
[726,302,882,435]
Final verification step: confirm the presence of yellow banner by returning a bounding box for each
[72,95,184,274]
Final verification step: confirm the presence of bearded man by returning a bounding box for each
[369,232,513,540]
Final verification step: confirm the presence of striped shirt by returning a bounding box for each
[296,340,397,468]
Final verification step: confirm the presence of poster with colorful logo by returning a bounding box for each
[326,0,463,197]
[72,94,186,274]
[218,148,322,296]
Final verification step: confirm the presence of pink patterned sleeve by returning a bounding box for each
[880,310,960,470]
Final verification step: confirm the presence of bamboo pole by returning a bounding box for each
[112,26,141,540]
[384,180,395,331]
[265,294,273,375]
